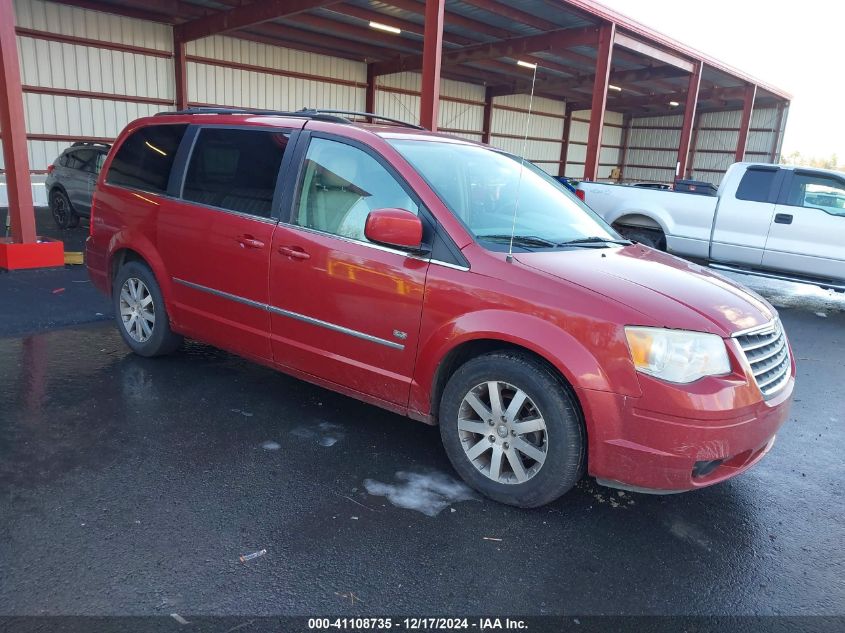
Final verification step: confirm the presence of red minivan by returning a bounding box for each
[86,108,795,507]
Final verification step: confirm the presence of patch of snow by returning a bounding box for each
[261,441,281,450]
[291,421,345,447]
[364,471,478,517]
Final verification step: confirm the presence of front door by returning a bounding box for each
[158,126,294,360]
[762,170,845,281]
[269,135,429,406]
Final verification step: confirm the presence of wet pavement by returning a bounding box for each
[0,272,843,618]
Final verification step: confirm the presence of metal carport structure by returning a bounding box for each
[0,0,791,269]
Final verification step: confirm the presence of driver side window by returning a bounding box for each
[294,138,418,242]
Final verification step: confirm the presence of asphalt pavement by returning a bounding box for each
[0,237,843,622]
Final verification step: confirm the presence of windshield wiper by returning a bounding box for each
[477,234,558,248]
[557,236,631,247]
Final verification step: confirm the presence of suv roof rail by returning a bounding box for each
[70,141,111,148]
[298,109,424,130]
[155,106,423,130]
[155,106,350,124]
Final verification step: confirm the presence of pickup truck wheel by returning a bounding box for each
[113,261,182,357]
[439,352,585,508]
[615,225,666,251]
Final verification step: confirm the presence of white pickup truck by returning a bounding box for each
[577,162,845,291]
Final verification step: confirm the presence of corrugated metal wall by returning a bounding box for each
[490,94,565,175]
[623,107,781,185]
[564,109,623,180]
[4,0,174,172]
[187,36,366,112]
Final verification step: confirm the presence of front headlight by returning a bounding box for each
[624,327,731,384]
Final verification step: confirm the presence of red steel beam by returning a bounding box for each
[174,0,341,43]
[174,35,187,110]
[461,0,560,31]
[419,0,445,131]
[769,101,787,163]
[481,87,493,144]
[0,0,36,244]
[489,63,686,98]
[583,22,614,181]
[735,83,757,161]
[558,104,573,177]
[618,113,631,180]
[366,64,376,119]
[676,62,701,180]
[372,26,598,76]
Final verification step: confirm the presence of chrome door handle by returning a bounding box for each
[236,235,265,249]
[278,245,311,260]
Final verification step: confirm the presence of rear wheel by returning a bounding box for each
[615,225,666,251]
[439,351,585,508]
[50,189,79,229]
[113,261,182,357]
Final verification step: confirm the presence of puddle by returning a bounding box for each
[363,471,478,516]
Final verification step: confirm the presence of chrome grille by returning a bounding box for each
[734,320,791,398]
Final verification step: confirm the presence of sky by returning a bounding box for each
[596,0,844,158]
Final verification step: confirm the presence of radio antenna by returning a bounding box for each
[506,62,539,263]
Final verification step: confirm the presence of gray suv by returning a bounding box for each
[45,142,110,228]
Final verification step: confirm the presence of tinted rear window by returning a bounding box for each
[182,128,289,218]
[735,168,776,203]
[106,124,187,194]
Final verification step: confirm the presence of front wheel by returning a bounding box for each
[113,261,183,357]
[439,351,585,508]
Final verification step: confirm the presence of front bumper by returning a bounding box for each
[576,368,794,493]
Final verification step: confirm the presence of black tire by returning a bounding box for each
[439,351,585,508]
[113,260,183,357]
[50,189,79,229]
[615,225,666,251]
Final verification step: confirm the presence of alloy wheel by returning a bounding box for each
[119,277,156,343]
[457,381,548,484]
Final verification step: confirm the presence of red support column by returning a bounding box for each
[0,0,35,244]
[676,62,701,181]
[365,64,376,119]
[735,83,757,162]
[583,22,615,181]
[173,34,187,110]
[769,101,785,163]
[481,87,493,144]
[0,0,63,269]
[687,112,701,179]
[558,104,572,177]
[618,113,631,182]
[419,0,445,131]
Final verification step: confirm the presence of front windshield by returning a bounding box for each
[389,139,620,249]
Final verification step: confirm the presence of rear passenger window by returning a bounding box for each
[106,124,187,194]
[182,128,289,218]
[73,149,98,174]
[736,169,776,202]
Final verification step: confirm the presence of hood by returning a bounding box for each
[515,244,775,336]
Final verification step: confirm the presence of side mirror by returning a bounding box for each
[364,208,424,251]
